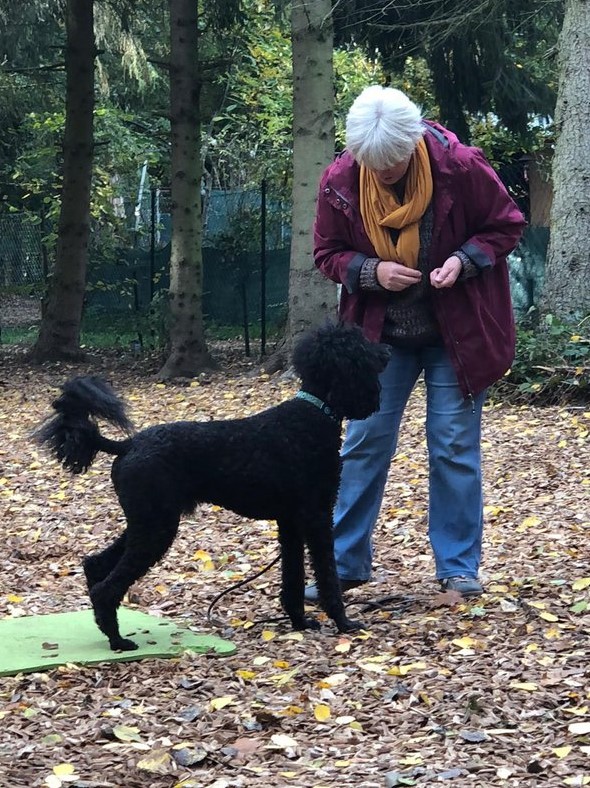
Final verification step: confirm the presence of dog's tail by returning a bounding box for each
[34,376,134,474]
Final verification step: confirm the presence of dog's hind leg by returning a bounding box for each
[278,518,321,631]
[89,514,180,651]
[83,533,127,592]
[305,514,363,633]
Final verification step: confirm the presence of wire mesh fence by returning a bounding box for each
[0,214,46,290]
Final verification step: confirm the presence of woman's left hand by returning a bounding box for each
[430,255,462,289]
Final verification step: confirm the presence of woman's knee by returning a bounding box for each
[342,414,398,458]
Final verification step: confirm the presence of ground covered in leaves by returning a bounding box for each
[0,343,589,788]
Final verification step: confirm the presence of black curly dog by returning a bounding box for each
[35,323,390,651]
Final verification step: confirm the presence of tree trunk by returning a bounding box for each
[158,0,213,378]
[541,0,590,321]
[31,0,94,361]
[286,0,337,348]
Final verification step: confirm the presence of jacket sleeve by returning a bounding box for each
[458,148,527,269]
[313,169,369,294]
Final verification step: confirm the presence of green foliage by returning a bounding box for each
[494,311,590,404]
[80,296,170,351]
[214,205,262,258]
[9,105,170,274]
[206,1,293,190]
[207,0,387,190]
[390,56,437,118]
[333,0,562,143]
[468,114,551,168]
[333,48,383,148]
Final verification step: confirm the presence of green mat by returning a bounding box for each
[0,608,236,676]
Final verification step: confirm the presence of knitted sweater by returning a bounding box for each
[358,205,477,347]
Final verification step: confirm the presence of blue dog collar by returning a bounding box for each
[295,390,340,423]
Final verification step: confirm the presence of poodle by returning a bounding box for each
[35,322,390,651]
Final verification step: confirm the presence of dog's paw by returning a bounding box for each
[110,637,139,652]
[293,616,321,631]
[336,617,364,633]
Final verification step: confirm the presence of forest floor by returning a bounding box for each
[0,342,589,788]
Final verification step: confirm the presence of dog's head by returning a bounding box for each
[292,322,390,421]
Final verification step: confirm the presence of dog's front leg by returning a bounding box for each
[278,520,320,631]
[305,515,364,633]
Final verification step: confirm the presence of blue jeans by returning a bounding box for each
[333,345,485,582]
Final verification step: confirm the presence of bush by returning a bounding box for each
[493,310,590,404]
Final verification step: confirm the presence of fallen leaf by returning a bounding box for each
[318,672,348,687]
[228,737,262,757]
[387,662,428,676]
[452,636,479,649]
[539,611,559,622]
[209,696,235,711]
[112,725,143,742]
[41,734,63,746]
[520,515,542,528]
[136,749,172,774]
[267,667,299,686]
[314,704,331,722]
[269,733,298,749]
[52,763,78,780]
[436,769,464,780]
[398,754,423,766]
[459,730,489,743]
[235,669,256,681]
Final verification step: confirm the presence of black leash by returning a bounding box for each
[206,553,284,627]
[206,556,418,629]
[349,593,418,616]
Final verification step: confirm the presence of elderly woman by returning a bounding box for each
[306,85,525,601]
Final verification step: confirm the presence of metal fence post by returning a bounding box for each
[260,178,267,356]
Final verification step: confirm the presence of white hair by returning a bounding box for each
[345,85,424,171]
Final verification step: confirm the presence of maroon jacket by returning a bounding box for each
[313,122,526,397]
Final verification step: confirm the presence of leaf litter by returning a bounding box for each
[0,344,589,787]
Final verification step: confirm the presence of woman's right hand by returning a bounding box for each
[376,261,422,291]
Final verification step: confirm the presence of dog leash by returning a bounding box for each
[206,553,283,627]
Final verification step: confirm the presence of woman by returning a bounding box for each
[306,85,525,600]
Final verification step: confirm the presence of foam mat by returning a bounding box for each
[0,608,236,675]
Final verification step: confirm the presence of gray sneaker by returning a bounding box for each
[304,578,367,604]
[440,576,483,597]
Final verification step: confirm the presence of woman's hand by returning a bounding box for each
[430,255,462,289]
[376,261,422,291]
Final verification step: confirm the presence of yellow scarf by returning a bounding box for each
[359,138,433,269]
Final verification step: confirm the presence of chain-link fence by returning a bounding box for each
[0,214,46,289]
[80,185,291,343]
